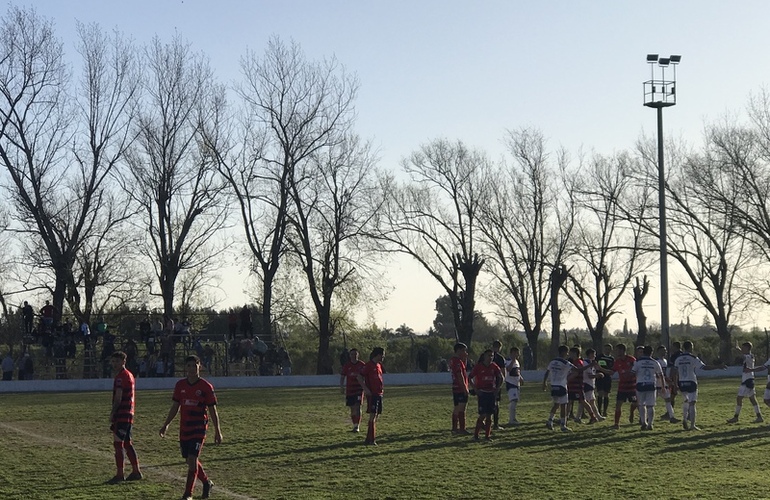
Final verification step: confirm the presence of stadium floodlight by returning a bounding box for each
[642,52,681,354]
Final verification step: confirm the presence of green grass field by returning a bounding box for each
[1,378,769,500]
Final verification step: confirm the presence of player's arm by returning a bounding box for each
[208,404,223,444]
[356,373,370,396]
[752,365,770,373]
[339,373,346,394]
[542,369,550,390]
[110,387,123,424]
[701,362,727,370]
[159,401,180,438]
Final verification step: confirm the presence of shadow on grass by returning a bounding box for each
[658,425,770,453]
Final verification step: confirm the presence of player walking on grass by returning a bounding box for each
[632,346,665,431]
[449,342,470,434]
[595,343,614,418]
[357,347,385,445]
[504,346,523,426]
[726,342,764,424]
[340,348,366,432]
[654,345,679,423]
[491,340,506,429]
[580,348,603,424]
[543,345,592,432]
[108,351,143,484]
[673,341,725,431]
[160,355,222,500]
[469,349,504,441]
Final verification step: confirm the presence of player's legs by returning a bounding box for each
[728,394,745,422]
[547,402,559,429]
[453,393,468,433]
[507,387,519,425]
[559,403,571,431]
[351,402,361,431]
[749,395,763,421]
[112,436,125,480]
[365,395,381,444]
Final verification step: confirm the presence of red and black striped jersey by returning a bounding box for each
[172,377,217,441]
[112,368,135,424]
[341,360,366,396]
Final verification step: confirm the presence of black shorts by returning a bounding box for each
[595,377,612,393]
[180,439,205,459]
[477,391,496,415]
[616,391,637,403]
[366,394,383,414]
[568,390,583,401]
[678,381,698,393]
[453,392,469,406]
[112,422,133,443]
[345,394,362,407]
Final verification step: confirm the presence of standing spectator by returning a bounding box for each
[124,338,139,376]
[94,316,108,338]
[2,352,14,380]
[40,300,56,331]
[102,331,117,377]
[239,305,252,338]
[22,301,34,336]
[522,343,533,370]
[278,347,292,375]
[21,352,34,380]
[449,342,470,434]
[108,351,143,483]
[340,348,366,432]
[227,312,238,341]
[80,320,92,348]
[163,315,174,336]
[202,344,215,374]
[357,347,385,445]
[491,340,506,429]
[159,355,222,500]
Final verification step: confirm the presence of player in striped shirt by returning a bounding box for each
[108,351,143,484]
[340,348,366,432]
[726,342,764,424]
[357,347,385,445]
[160,355,222,500]
[543,345,593,432]
[449,342,470,434]
[470,349,504,440]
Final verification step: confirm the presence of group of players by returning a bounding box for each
[338,338,770,444]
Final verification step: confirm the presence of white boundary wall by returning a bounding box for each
[0,366,744,394]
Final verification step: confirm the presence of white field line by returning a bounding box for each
[0,421,256,500]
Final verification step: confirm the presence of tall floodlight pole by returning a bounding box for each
[643,54,681,351]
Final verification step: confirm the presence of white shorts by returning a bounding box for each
[637,390,657,407]
[507,387,520,402]
[764,388,770,401]
[583,389,596,403]
[657,386,671,399]
[738,384,756,398]
[681,390,698,403]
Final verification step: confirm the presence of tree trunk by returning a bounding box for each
[715,317,732,364]
[316,311,334,375]
[549,266,568,358]
[526,330,540,369]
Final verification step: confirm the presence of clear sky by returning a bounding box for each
[8,1,770,333]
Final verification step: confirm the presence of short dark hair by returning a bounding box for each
[616,343,627,353]
[454,343,467,352]
[111,351,127,362]
[585,348,596,356]
[370,347,384,360]
[643,345,653,356]
[558,345,569,356]
[683,341,693,352]
[185,355,201,364]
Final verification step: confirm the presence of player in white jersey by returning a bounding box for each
[632,346,664,431]
[673,340,726,430]
[504,347,524,426]
[654,345,679,423]
[579,348,604,423]
[726,342,764,424]
[543,345,591,432]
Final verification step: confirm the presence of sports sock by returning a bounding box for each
[647,406,654,425]
[367,420,375,442]
[735,405,742,416]
[185,466,196,496]
[666,402,674,417]
[113,442,124,476]
[614,407,621,425]
[459,411,466,430]
[352,415,361,425]
[682,402,689,421]
[474,417,483,437]
[485,419,492,438]
[493,407,499,427]
[603,397,609,416]
[124,442,140,472]
[754,405,761,416]
[690,405,697,425]
[509,401,517,422]
[196,461,208,482]
[452,413,458,431]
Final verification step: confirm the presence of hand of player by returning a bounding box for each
[214,429,223,444]
[159,424,168,438]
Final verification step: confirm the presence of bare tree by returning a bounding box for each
[632,275,650,346]
[639,127,760,361]
[477,128,574,367]
[376,139,488,347]
[0,8,139,324]
[563,152,648,350]
[212,37,357,344]
[287,133,379,374]
[124,35,229,318]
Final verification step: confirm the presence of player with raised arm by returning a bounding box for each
[504,346,524,426]
[632,346,665,431]
[159,355,222,500]
[469,349,504,441]
[108,351,143,484]
[581,348,603,424]
[340,348,366,432]
[726,342,764,424]
[449,342,470,434]
[543,345,592,432]
[673,340,726,431]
